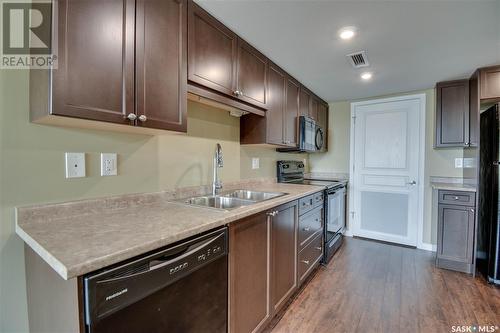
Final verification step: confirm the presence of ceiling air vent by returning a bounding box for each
[346,51,369,68]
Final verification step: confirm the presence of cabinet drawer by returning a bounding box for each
[298,232,323,283]
[313,191,324,207]
[298,207,323,249]
[299,191,323,216]
[438,190,475,206]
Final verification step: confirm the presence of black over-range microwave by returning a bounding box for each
[277,116,325,153]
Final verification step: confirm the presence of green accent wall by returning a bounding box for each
[0,69,303,332]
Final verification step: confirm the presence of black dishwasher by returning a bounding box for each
[83,227,228,333]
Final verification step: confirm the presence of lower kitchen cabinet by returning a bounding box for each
[229,199,300,333]
[436,190,476,274]
[229,211,271,333]
[271,201,298,313]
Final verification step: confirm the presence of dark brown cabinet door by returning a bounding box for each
[136,0,187,132]
[271,201,298,312]
[187,2,237,96]
[229,212,270,333]
[435,80,470,147]
[52,0,135,124]
[310,96,319,121]
[299,86,311,118]
[479,65,500,100]
[237,39,268,109]
[436,203,475,273]
[284,77,300,147]
[266,63,286,145]
[317,102,328,150]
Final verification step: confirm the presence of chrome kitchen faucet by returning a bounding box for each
[212,143,223,196]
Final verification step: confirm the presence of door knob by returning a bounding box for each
[127,113,137,121]
[138,115,147,122]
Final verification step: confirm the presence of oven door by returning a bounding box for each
[325,187,346,243]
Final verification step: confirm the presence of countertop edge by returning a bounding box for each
[15,223,69,279]
[431,182,477,192]
[17,186,324,280]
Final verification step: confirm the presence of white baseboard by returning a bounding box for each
[418,242,436,252]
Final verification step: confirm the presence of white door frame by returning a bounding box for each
[347,93,426,249]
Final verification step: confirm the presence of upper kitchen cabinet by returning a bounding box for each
[236,39,268,109]
[435,79,471,148]
[317,102,329,150]
[299,86,312,118]
[240,63,297,147]
[47,0,136,125]
[264,62,286,145]
[310,96,319,121]
[479,65,500,101]
[284,76,300,146]
[187,2,237,97]
[135,0,187,132]
[31,0,187,133]
[187,2,267,111]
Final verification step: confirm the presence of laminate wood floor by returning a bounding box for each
[270,237,500,333]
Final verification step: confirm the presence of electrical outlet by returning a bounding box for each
[463,158,475,168]
[252,157,260,170]
[65,152,86,178]
[101,153,118,176]
[454,158,463,168]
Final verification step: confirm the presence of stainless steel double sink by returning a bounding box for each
[177,189,287,210]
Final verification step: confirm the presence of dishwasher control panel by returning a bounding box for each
[84,227,228,328]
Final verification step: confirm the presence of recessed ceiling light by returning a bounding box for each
[361,72,373,80]
[339,26,357,40]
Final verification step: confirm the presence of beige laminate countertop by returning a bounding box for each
[16,182,323,280]
[431,182,477,192]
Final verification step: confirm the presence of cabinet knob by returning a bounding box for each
[315,247,322,251]
[301,260,310,265]
[454,196,459,200]
[470,208,475,213]
[233,90,240,96]
[127,113,137,121]
[303,227,310,232]
[138,115,147,122]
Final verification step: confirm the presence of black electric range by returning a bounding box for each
[277,161,347,264]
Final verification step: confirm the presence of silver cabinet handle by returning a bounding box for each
[315,247,322,251]
[301,260,310,265]
[127,113,137,121]
[470,208,475,213]
[267,211,279,217]
[303,227,310,232]
[407,180,417,185]
[138,115,147,122]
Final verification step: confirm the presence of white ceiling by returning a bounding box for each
[195,0,500,102]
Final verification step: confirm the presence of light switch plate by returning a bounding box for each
[101,153,118,176]
[65,152,86,178]
[252,157,260,170]
[454,158,463,168]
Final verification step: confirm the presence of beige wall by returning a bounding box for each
[0,70,304,332]
[310,89,464,245]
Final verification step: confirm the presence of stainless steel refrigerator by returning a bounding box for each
[477,103,500,285]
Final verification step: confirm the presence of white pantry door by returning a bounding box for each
[351,95,424,246]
